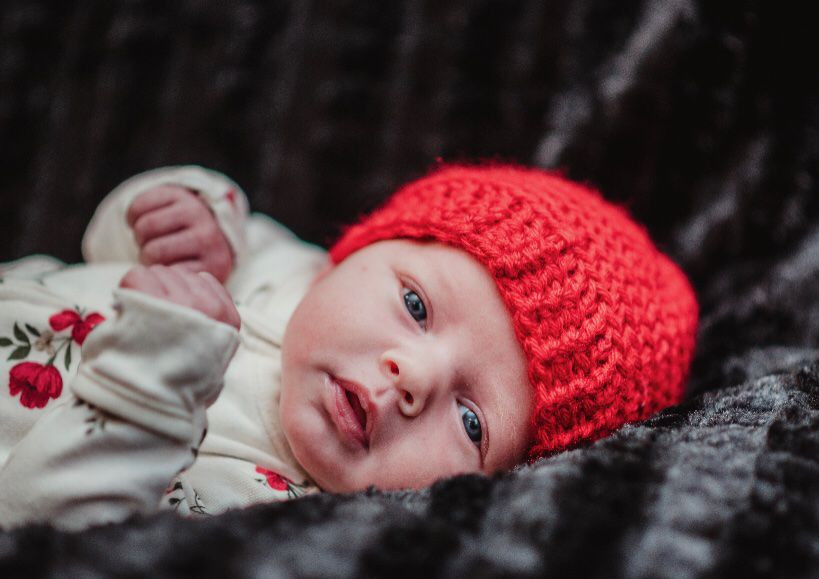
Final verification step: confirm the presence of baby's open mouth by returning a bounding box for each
[344,389,368,431]
[330,374,373,448]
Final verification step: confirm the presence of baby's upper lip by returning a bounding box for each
[333,376,377,444]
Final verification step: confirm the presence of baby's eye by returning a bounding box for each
[402,289,427,329]
[457,402,482,446]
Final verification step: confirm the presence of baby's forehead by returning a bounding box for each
[368,238,485,268]
[368,239,499,294]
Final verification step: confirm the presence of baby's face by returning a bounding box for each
[279,240,533,492]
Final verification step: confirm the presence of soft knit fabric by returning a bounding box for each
[330,165,699,459]
[0,167,325,530]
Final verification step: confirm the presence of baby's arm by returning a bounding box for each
[0,267,240,531]
[82,166,250,279]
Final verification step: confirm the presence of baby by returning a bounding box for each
[0,164,698,530]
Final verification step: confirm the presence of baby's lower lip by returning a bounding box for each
[326,375,368,449]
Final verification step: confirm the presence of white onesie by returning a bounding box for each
[0,166,326,531]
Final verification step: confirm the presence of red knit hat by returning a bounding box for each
[329,165,698,461]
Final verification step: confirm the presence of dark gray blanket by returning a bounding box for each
[1,1,817,577]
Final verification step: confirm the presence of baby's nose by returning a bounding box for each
[398,389,422,417]
[380,352,434,418]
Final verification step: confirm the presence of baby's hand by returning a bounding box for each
[119,265,241,330]
[126,186,234,283]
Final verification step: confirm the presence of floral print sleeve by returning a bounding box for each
[0,392,197,531]
[1,307,104,410]
[0,284,239,531]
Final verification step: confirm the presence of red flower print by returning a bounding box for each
[225,189,237,207]
[48,310,81,331]
[8,361,63,409]
[49,310,105,345]
[255,466,290,491]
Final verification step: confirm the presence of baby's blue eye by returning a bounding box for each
[458,402,482,445]
[403,289,427,328]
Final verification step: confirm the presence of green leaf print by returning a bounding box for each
[0,337,12,347]
[8,345,31,361]
[25,324,40,337]
[64,344,72,371]
[13,323,29,344]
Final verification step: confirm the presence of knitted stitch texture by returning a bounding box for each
[329,165,699,460]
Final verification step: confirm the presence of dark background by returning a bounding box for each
[2,1,816,290]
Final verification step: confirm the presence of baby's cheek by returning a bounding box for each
[364,441,475,491]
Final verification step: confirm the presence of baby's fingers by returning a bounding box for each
[168,260,207,275]
[140,228,201,266]
[119,265,167,297]
[197,271,241,330]
[132,203,191,247]
[126,185,192,227]
[161,266,239,329]
[152,265,194,307]
[118,266,238,329]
